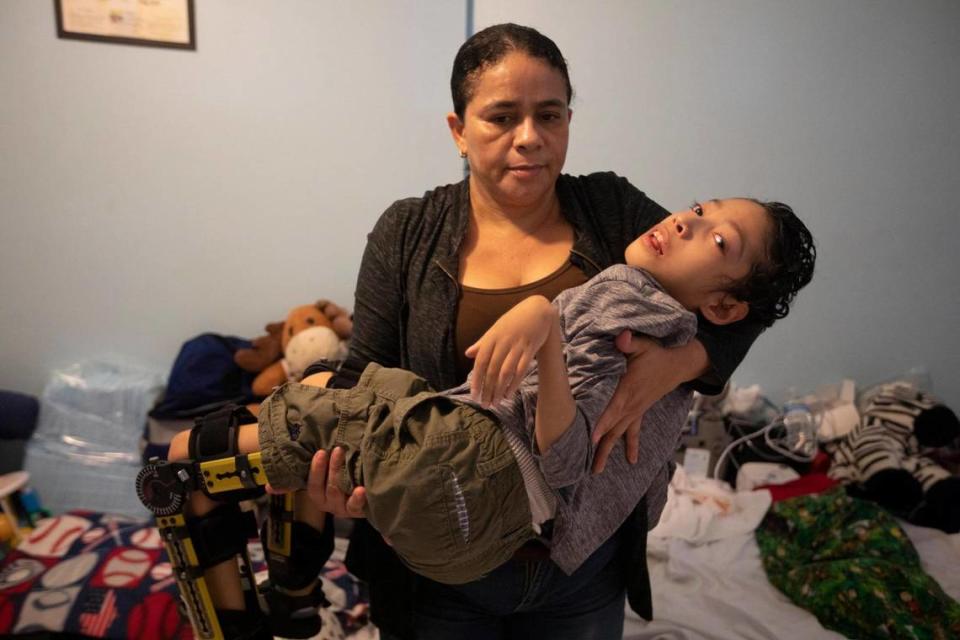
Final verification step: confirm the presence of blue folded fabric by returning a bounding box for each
[0,390,39,440]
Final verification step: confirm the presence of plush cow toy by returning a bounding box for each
[235,300,352,398]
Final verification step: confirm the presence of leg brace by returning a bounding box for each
[136,405,330,640]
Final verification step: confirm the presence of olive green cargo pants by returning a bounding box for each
[258,362,535,584]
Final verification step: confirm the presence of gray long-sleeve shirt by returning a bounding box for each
[448,264,697,574]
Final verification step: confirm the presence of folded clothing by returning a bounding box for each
[650,466,772,545]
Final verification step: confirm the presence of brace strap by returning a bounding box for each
[188,404,265,502]
[189,404,256,461]
[259,579,330,619]
[261,519,334,591]
[186,504,258,572]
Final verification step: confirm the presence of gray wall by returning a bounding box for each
[0,0,464,395]
[477,0,960,407]
[2,1,959,410]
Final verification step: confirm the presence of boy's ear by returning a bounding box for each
[446,112,466,155]
[700,292,749,325]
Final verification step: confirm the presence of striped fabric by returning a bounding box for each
[826,383,952,492]
[501,427,557,530]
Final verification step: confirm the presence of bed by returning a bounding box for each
[626,477,960,639]
[624,519,960,639]
[6,361,958,639]
[2,483,958,640]
[0,510,374,640]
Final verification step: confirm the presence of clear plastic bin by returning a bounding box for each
[24,438,148,519]
[24,358,165,519]
[35,359,164,451]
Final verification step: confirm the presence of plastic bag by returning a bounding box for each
[25,358,165,518]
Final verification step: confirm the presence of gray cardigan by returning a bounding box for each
[330,172,761,394]
[320,172,763,631]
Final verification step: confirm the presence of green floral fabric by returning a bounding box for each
[756,489,960,640]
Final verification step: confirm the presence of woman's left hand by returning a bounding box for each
[591,331,708,474]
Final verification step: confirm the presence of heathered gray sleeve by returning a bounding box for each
[530,266,697,492]
[528,395,593,490]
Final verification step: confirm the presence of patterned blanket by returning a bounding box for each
[756,489,960,639]
[0,511,370,639]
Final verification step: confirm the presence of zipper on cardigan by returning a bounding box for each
[431,257,461,387]
[433,258,461,294]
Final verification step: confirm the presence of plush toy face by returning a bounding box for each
[243,300,352,397]
[281,304,333,352]
[285,326,343,379]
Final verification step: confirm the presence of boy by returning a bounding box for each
[164,197,814,631]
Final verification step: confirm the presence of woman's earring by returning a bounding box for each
[459,149,467,159]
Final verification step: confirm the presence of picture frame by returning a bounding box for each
[54,0,196,50]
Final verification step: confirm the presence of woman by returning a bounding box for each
[305,23,762,640]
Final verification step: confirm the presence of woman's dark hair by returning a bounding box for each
[451,23,573,118]
[725,200,816,328]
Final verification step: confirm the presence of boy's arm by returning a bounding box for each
[465,295,557,407]
[533,310,576,454]
[466,294,590,489]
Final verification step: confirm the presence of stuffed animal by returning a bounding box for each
[234,321,284,374]
[235,300,352,398]
[825,382,960,533]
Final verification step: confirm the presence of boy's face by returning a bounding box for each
[625,198,771,323]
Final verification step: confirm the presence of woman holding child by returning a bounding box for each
[307,23,767,640]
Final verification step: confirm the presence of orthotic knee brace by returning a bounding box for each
[138,405,330,639]
[258,495,334,638]
[137,405,270,639]
[188,405,268,503]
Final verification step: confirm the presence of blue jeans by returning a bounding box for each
[413,531,626,640]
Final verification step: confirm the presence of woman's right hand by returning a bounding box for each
[296,371,368,517]
[304,447,367,518]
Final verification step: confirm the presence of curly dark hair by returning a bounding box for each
[451,23,573,119]
[723,200,816,328]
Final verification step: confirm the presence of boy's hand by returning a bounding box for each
[466,295,556,407]
[592,331,708,474]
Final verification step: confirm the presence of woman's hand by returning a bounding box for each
[303,447,367,518]
[283,372,366,517]
[591,331,708,474]
[465,295,556,407]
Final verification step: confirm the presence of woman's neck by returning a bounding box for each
[459,176,574,289]
[467,178,562,237]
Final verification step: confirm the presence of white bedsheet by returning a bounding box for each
[624,502,960,640]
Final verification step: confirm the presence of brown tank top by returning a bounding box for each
[455,260,588,381]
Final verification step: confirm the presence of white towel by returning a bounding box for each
[649,466,772,545]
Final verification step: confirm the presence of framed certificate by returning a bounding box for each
[55,0,196,50]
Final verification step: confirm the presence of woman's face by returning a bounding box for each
[448,52,571,211]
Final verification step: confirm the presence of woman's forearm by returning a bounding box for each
[691,317,764,392]
[676,338,709,383]
[534,315,576,454]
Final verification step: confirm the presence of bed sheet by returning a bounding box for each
[5,507,957,640]
[623,513,960,639]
